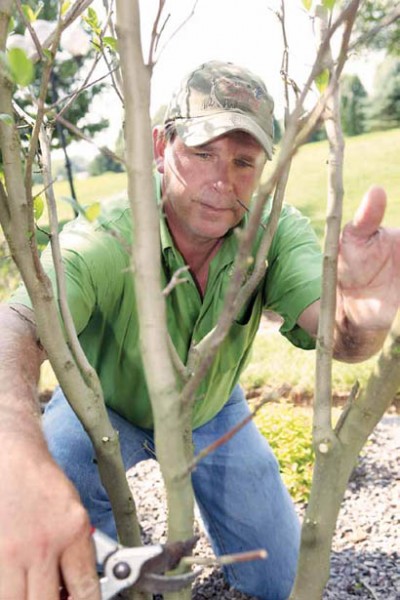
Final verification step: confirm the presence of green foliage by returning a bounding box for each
[20,2,43,23]
[355,1,400,56]
[0,113,13,125]
[33,194,44,220]
[366,57,400,131]
[273,117,282,144]
[10,0,109,149]
[89,149,124,177]
[315,68,330,93]
[7,47,34,86]
[305,123,327,144]
[340,74,367,136]
[255,403,314,503]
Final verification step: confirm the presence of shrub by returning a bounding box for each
[254,403,314,504]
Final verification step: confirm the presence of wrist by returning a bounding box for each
[333,312,388,363]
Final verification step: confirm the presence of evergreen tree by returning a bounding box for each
[366,58,400,131]
[355,0,400,57]
[340,74,367,136]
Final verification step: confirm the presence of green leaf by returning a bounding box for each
[102,36,117,52]
[7,48,34,87]
[43,48,53,62]
[0,113,14,125]
[33,1,44,20]
[315,68,330,92]
[84,7,101,34]
[84,202,101,222]
[33,194,44,220]
[323,0,336,9]
[7,16,15,34]
[61,1,71,16]
[302,0,312,10]
[21,4,36,22]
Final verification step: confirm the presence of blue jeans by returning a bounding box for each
[43,385,300,600]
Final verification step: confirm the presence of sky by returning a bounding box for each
[79,0,382,156]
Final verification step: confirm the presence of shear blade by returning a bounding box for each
[135,569,199,593]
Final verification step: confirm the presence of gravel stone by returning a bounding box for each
[127,415,400,599]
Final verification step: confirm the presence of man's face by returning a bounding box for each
[154,130,267,246]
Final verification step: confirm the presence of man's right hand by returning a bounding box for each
[0,437,100,600]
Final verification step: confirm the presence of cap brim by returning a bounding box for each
[174,112,273,160]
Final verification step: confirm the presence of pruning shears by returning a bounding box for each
[93,528,198,599]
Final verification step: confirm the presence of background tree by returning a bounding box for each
[355,0,400,56]
[340,73,367,136]
[9,0,110,205]
[366,57,400,131]
[89,146,125,176]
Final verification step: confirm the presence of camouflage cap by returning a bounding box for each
[164,60,275,159]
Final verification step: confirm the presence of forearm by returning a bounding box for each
[0,303,46,442]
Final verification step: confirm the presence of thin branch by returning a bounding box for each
[313,0,360,436]
[359,579,380,600]
[38,123,98,386]
[147,0,166,67]
[28,0,96,63]
[350,5,400,52]
[96,2,124,103]
[101,0,124,95]
[0,179,11,231]
[49,66,118,112]
[15,0,45,61]
[100,43,124,104]
[153,0,199,64]
[56,52,103,121]
[55,113,125,165]
[182,548,268,568]
[181,387,283,476]
[167,335,187,383]
[162,265,190,296]
[24,28,61,203]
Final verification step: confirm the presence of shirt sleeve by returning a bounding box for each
[264,203,322,349]
[9,214,128,335]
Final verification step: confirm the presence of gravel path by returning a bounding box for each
[127,415,399,600]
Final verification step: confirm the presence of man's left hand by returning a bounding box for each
[338,185,400,331]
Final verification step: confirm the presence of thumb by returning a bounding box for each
[351,185,387,237]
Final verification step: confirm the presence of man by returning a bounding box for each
[0,60,399,600]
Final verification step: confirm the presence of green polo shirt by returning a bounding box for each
[11,196,322,429]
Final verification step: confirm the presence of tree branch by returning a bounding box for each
[55,113,125,165]
[349,4,400,52]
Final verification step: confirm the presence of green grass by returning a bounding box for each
[34,171,128,224]
[272,128,400,239]
[240,328,378,399]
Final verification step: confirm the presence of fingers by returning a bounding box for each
[27,559,60,600]
[60,530,100,600]
[351,185,387,238]
[0,565,26,600]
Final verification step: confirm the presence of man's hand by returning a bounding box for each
[298,185,400,361]
[0,438,100,600]
[337,185,400,331]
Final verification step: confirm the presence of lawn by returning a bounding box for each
[280,128,400,239]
